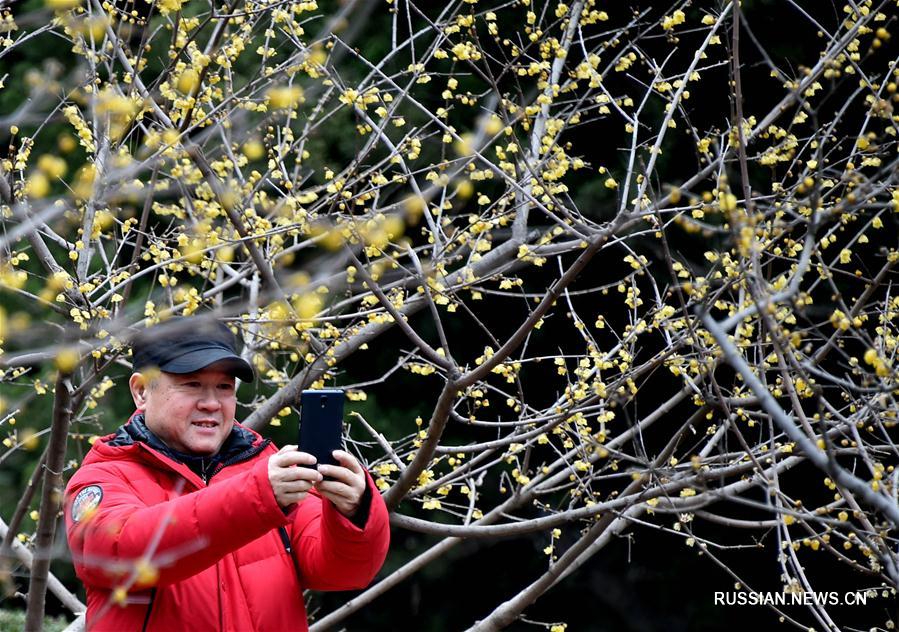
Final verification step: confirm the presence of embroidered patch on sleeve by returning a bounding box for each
[71,485,103,522]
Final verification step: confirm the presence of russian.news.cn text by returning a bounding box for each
[714,591,871,607]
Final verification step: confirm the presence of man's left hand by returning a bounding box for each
[315,450,367,518]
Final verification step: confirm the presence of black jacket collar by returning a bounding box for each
[108,414,269,481]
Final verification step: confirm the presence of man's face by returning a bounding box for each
[129,362,237,455]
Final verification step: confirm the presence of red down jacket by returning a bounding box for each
[65,415,390,631]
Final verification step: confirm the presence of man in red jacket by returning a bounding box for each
[65,318,390,631]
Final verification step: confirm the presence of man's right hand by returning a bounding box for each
[268,445,322,509]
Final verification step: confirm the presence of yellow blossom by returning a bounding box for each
[37,155,67,179]
[158,0,185,14]
[294,293,323,321]
[242,140,265,160]
[24,173,50,198]
[55,348,80,372]
[177,69,200,95]
[45,0,81,9]
[267,85,304,109]
[662,10,686,30]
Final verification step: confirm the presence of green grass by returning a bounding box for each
[0,608,69,632]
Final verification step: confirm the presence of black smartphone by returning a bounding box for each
[297,389,345,470]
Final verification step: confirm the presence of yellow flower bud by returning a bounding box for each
[55,348,80,373]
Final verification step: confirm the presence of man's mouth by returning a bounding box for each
[192,421,218,428]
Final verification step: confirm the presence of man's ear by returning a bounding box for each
[129,373,148,410]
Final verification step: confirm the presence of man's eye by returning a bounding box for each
[184,382,201,388]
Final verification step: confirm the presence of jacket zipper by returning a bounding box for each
[206,439,271,482]
[216,561,224,632]
[203,438,271,631]
[207,440,300,592]
[135,437,274,630]
[141,588,157,632]
[278,526,303,583]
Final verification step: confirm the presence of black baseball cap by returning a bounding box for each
[131,317,255,382]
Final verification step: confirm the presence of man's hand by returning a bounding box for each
[315,450,367,519]
[268,445,322,509]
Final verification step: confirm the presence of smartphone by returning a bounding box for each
[297,389,345,470]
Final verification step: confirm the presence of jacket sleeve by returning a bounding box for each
[289,470,390,591]
[65,455,289,589]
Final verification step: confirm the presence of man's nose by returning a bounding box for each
[197,389,222,410]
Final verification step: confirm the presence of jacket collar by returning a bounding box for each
[106,413,269,482]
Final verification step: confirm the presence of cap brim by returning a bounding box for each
[160,348,255,382]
